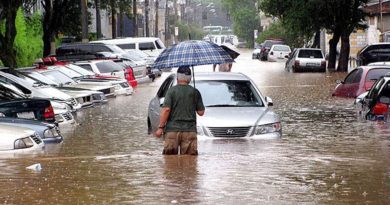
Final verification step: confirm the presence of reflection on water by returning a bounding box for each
[0,50,388,204]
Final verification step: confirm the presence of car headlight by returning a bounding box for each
[44,128,58,139]
[197,126,205,136]
[255,122,281,135]
[14,137,34,149]
[55,114,64,123]
[115,85,122,90]
[0,112,5,117]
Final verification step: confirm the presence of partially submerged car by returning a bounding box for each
[333,65,390,98]
[0,118,62,143]
[357,43,390,66]
[0,124,45,153]
[285,48,326,72]
[148,72,282,139]
[356,73,390,121]
[267,45,291,62]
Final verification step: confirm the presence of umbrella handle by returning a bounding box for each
[192,66,195,88]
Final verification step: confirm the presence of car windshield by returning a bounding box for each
[50,66,83,79]
[105,44,125,53]
[117,43,136,50]
[366,68,390,81]
[195,80,263,107]
[41,70,76,85]
[298,50,323,58]
[24,71,58,86]
[0,81,25,100]
[65,64,96,76]
[264,41,283,48]
[96,61,124,73]
[273,45,290,52]
[127,50,147,60]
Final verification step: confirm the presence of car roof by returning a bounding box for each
[297,48,322,51]
[91,37,161,44]
[358,65,390,71]
[170,72,251,81]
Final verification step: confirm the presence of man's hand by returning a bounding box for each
[155,128,164,138]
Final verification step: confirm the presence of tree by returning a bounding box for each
[222,0,260,48]
[0,0,23,68]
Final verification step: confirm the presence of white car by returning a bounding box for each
[267,45,291,62]
[0,124,45,153]
[285,48,326,72]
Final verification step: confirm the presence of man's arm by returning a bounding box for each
[155,107,171,138]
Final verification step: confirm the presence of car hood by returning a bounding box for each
[34,87,72,101]
[197,107,279,127]
[0,124,35,139]
[65,84,113,91]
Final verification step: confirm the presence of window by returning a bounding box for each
[273,45,290,52]
[367,78,385,100]
[155,40,165,49]
[366,68,390,82]
[117,44,136,49]
[91,45,111,52]
[157,76,174,98]
[96,61,123,73]
[344,69,360,84]
[298,50,323,58]
[77,64,93,72]
[0,76,30,94]
[196,80,263,107]
[139,42,155,50]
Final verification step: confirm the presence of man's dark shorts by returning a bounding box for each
[163,131,198,155]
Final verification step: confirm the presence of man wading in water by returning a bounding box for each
[155,66,205,155]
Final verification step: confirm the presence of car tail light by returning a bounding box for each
[321,60,326,68]
[294,60,300,67]
[44,105,55,119]
[124,66,138,88]
[372,103,388,115]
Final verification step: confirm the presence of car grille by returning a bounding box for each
[63,112,73,121]
[31,133,42,144]
[120,82,130,88]
[100,88,111,95]
[208,127,251,138]
[77,96,92,104]
[69,98,78,106]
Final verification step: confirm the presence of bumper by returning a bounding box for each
[115,87,133,96]
[295,66,326,72]
[197,132,282,140]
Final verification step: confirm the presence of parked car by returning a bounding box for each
[355,73,390,121]
[148,72,282,138]
[259,40,284,61]
[252,44,263,59]
[126,49,162,77]
[0,71,76,125]
[55,43,133,61]
[74,60,138,88]
[114,59,152,84]
[285,48,326,72]
[333,65,390,98]
[0,124,44,153]
[0,118,62,143]
[267,45,291,62]
[356,43,390,66]
[0,81,55,123]
[91,37,166,59]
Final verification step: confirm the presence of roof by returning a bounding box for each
[171,72,251,81]
[91,37,161,44]
[364,0,390,14]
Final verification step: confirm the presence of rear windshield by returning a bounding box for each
[117,43,136,49]
[139,42,155,50]
[0,82,24,100]
[366,68,390,81]
[264,41,284,48]
[273,45,290,52]
[96,61,123,73]
[298,50,323,58]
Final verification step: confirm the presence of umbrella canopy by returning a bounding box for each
[153,40,234,70]
[221,45,240,59]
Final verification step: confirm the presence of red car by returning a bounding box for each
[333,65,390,98]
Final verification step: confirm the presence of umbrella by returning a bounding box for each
[221,45,240,59]
[153,40,234,70]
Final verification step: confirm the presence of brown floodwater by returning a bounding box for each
[0,49,388,204]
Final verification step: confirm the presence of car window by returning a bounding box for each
[0,81,25,99]
[367,78,385,99]
[366,68,390,82]
[379,82,390,98]
[117,44,136,49]
[41,70,76,84]
[91,45,111,52]
[273,45,290,52]
[155,40,163,49]
[77,64,94,72]
[196,80,263,107]
[298,50,323,58]
[96,61,123,73]
[157,76,174,98]
[0,76,31,94]
[344,69,359,84]
[65,64,96,76]
[139,42,155,50]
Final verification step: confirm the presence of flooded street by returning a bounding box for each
[0,49,388,204]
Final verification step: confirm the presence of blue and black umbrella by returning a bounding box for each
[153,40,235,70]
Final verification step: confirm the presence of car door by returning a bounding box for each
[335,68,363,97]
[148,75,174,131]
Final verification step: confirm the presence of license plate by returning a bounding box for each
[17,112,35,119]
[307,63,319,66]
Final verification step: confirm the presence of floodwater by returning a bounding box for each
[0,50,389,204]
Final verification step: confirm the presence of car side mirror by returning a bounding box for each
[336,80,343,84]
[265,96,273,106]
[355,98,363,105]
[159,97,165,106]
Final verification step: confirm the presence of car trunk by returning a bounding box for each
[0,99,54,123]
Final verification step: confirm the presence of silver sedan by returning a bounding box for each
[148,72,282,139]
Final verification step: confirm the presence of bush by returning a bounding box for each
[176,21,205,41]
[257,21,306,49]
[14,8,43,67]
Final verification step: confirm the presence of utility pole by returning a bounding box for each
[133,0,138,37]
[155,0,159,38]
[145,0,150,37]
[95,0,102,39]
[80,0,88,42]
[380,0,384,36]
[165,0,169,44]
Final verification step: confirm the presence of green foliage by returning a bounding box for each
[257,21,305,49]
[14,8,43,67]
[222,0,259,48]
[176,21,205,41]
